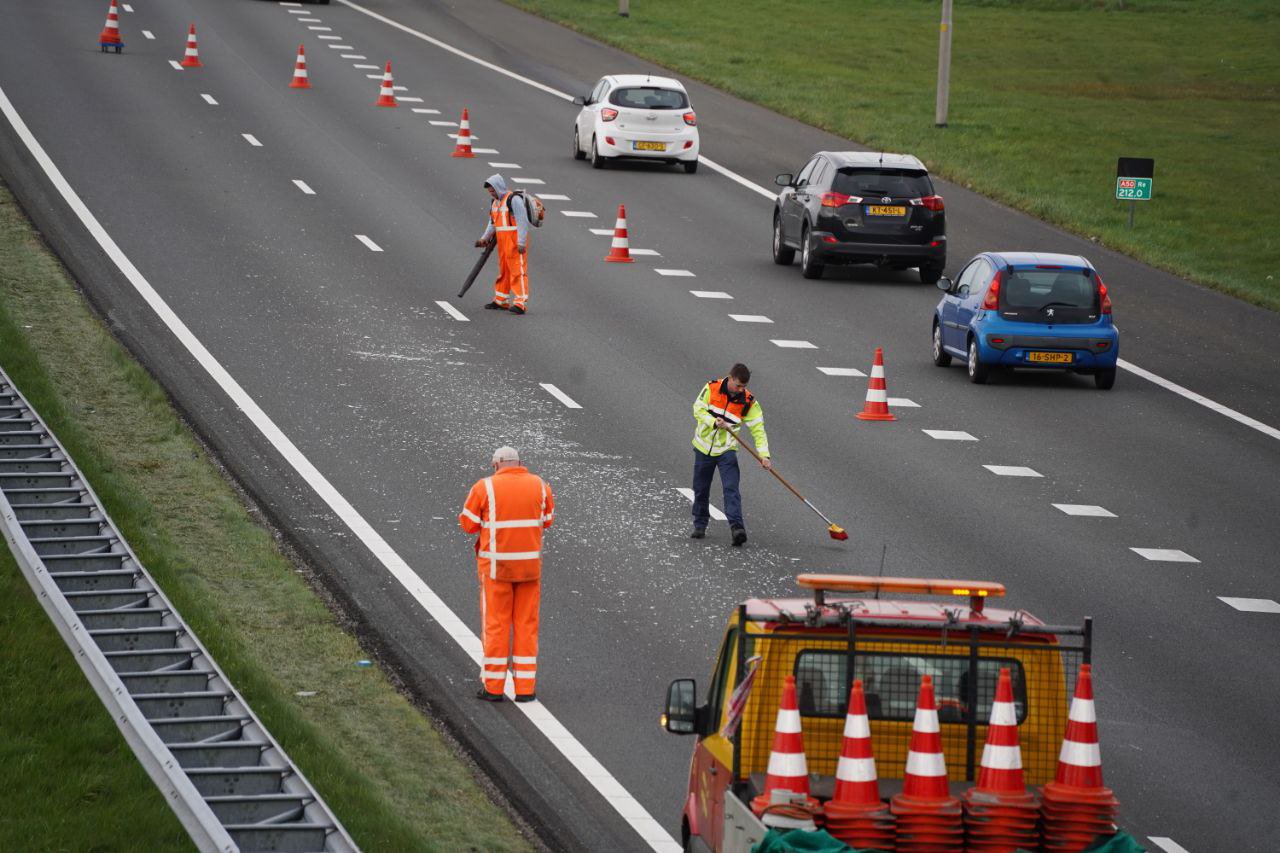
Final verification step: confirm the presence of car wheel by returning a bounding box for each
[919,264,943,285]
[591,137,606,169]
[772,214,795,265]
[932,322,952,367]
[683,159,698,174]
[1095,367,1117,390]
[572,128,585,161]
[967,337,990,384]
[800,225,824,279]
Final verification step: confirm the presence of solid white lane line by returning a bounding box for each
[1131,548,1199,563]
[397,96,424,103]
[691,291,732,299]
[142,30,155,39]
[1118,358,1280,442]
[539,383,582,409]
[887,397,919,408]
[561,211,597,218]
[488,162,521,168]
[292,179,316,195]
[817,367,865,377]
[411,107,441,114]
[729,314,771,323]
[242,133,262,147]
[984,465,1042,477]
[675,488,727,522]
[1148,837,1192,853]
[588,228,614,235]
[771,339,817,349]
[1217,597,1280,613]
[428,120,457,126]
[1053,504,1117,517]
[201,93,218,105]
[435,300,469,322]
[628,248,660,256]
[168,60,183,71]
[655,269,694,277]
[922,429,977,441]
[355,234,383,252]
[471,148,499,154]
[353,63,380,69]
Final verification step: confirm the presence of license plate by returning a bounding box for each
[866,205,906,216]
[634,141,666,151]
[1027,351,1073,364]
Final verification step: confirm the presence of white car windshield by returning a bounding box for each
[609,87,688,110]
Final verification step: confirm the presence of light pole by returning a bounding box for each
[935,0,953,127]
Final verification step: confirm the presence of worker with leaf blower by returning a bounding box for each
[473,174,544,315]
[691,364,771,547]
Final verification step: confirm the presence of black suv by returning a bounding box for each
[772,152,946,283]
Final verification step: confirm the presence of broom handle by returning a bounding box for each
[729,428,840,528]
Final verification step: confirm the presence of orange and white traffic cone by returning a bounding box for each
[375,62,397,107]
[890,674,963,853]
[962,668,1040,853]
[289,44,310,89]
[98,0,124,52]
[451,108,476,158]
[604,204,635,263]
[1039,664,1119,852]
[179,24,202,68]
[824,681,896,850]
[750,675,818,830]
[856,346,896,422]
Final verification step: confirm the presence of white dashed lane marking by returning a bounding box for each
[353,63,380,69]
[341,54,367,59]
[122,3,134,10]
[817,367,865,377]
[691,291,732,299]
[729,314,771,323]
[562,211,597,218]
[391,86,410,92]
[286,9,308,14]
[306,25,330,29]
[1131,548,1199,563]
[435,300,469,322]
[318,35,343,40]
[1218,597,1280,613]
[300,19,324,24]
[675,488,727,522]
[923,429,976,441]
[629,249,660,256]
[984,465,1042,477]
[512,177,544,185]
[655,269,694,277]
[1148,838,1192,853]
[242,133,263,147]
[887,398,919,408]
[292,179,315,195]
[539,383,582,409]
[772,340,817,349]
[365,74,385,79]
[428,120,457,126]
[355,234,383,252]
[142,30,155,39]
[201,94,218,105]
[489,162,521,168]
[411,107,441,114]
[1053,504,1116,518]
[328,44,355,49]
[471,148,499,154]
[588,228,614,235]
[536,193,569,201]
[398,96,424,103]
[168,60,183,71]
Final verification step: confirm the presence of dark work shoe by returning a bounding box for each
[514,693,537,703]
[690,527,706,539]
[731,527,748,547]
[476,687,505,702]
[483,301,507,310]
[509,305,526,315]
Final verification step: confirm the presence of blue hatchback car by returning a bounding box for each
[931,252,1119,389]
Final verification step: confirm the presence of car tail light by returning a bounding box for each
[822,235,837,244]
[1096,275,1112,314]
[683,111,697,126]
[981,270,1003,311]
[601,108,618,122]
[821,192,860,208]
[911,195,945,211]
[683,140,693,149]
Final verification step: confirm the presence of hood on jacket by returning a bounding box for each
[484,173,508,196]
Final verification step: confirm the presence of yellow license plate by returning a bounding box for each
[634,141,666,151]
[1027,351,1073,364]
[866,205,906,216]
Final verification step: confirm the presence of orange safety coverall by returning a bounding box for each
[489,191,529,310]
[459,466,554,696]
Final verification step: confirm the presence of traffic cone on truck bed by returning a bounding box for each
[962,667,1040,853]
[890,674,963,852]
[750,675,819,830]
[823,680,896,850]
[1039,664,1120,852]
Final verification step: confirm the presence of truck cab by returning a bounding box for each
[662,574,1091,852]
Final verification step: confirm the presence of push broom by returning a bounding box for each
[729,429,849,541]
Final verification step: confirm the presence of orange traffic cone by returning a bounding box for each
[890,674,963,853]
[451,108,476,158]
[962,668,1040,853]
[824,681,896,850]
[289,44,310,89]
[1039,664,1119,852]
[98,0,124,52]
[604,204,635,263]
[179,24,202,68]
[856,347,896,422]
[375,62,397,107]
[750,675,818,830]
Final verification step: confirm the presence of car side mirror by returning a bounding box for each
[572,95,585,106]
[663,679,698,735]
[774,173,794,187]
[937,276,954,293]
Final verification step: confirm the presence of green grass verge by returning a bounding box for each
[505,0,1280,310]
[0,180,531,851]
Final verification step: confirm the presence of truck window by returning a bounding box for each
[704,630,736,733]
[793,651,1027,724]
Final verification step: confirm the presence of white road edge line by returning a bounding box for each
[674,488,727,522]
[435,301,469,322]
[1118,358,1280,442]
[292,179,315,195]
[0,77,679,853]
[355,234,383,252]
[539,383,582,409]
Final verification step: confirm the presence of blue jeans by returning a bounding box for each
[691,449,744,530]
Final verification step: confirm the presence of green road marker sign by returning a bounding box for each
[1116,157,1155,229]
[1116,177,1153,201]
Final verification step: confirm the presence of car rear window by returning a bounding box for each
[793,650,1027,724]
[1002,268,1097,314]
[834,168,933,199]
[609,87,689,110]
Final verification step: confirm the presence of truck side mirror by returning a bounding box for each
[936,276,954,293]
[774,173,794,187]
[663,679,697,734]
[572,95,586,106]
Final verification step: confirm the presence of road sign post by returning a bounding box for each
[935,0,954,127]
[1116,157,1154,229]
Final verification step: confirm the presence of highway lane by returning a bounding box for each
[2,0,1278,849]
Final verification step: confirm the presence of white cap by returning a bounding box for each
[491,445,520,464]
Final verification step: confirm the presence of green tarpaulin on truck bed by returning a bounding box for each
[750,828,1146,853]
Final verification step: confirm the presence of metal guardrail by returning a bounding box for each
[0,368,357,853]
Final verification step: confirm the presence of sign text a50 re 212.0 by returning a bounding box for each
[1116,177,1153,201]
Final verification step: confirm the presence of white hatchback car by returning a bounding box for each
[572,75,700,173]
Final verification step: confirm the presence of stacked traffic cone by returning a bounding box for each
[289,44,310,89]
[823,681,896,850]
[604,204,634,263]
[98,0,124,53]
[451,108,476,158]
[179,24,202,68]
[375,62,397,107]
[1039,664,1120,851]
[890,675,963,852]
[856,347,896,422]
[750,675,819,831]
[962,668,1041,853]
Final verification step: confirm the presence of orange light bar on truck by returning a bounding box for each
[796,574,1006,613]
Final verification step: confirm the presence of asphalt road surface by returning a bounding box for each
[2,1,1277,850]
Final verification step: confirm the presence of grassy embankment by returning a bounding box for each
[0,181,531,850]
[505,0,1280,309]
